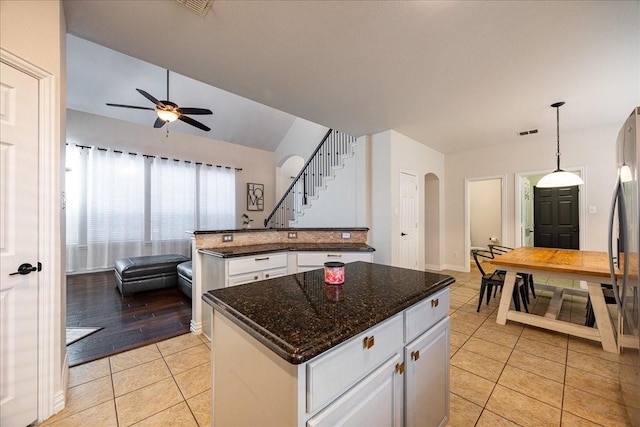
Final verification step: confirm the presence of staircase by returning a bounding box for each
[264,129,357,228]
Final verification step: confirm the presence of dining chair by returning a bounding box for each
[488,244,536,304]
[472,249,528,313]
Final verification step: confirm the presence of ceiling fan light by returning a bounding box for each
[537,170,584,188]
[157,109,178,122]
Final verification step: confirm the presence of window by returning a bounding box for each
[198,165,236,230]
[65,145,237,272]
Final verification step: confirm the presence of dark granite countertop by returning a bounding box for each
[200,242,375,258]
[202,262,455,364]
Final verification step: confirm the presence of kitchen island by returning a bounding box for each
[189,227,374,335]
[203,261,454,427]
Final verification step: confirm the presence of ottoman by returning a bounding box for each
[177,261,193,299]
[114,254,190,296]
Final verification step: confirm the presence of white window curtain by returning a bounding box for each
[150,158,195,255]
[65,144,87,272]
[86,148,145,270]
[65,145,238,273]
[199,165,236,230]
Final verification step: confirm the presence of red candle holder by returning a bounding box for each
[324,262,345,285]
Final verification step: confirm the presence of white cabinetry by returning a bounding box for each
[226,253,288,287]
[209,287,449,427]
[307,288,449,427]
[296,251,373,272]
[405,318,449,427]
[307,354,404,427]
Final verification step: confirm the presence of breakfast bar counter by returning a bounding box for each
[203,262,454,426]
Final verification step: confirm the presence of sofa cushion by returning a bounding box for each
[115,254,190,280]
[177,261,193,299]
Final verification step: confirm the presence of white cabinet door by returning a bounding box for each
[404,317,450,427]
[307,354,403,427]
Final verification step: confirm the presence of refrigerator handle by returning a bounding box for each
[608,177,623,310]
[618,180,629,310]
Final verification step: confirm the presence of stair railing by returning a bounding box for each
[264,129,357,228]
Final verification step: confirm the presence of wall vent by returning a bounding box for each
[175,0,213,17]
[518,129,539,136]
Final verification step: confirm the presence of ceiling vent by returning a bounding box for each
[175,0,213,17]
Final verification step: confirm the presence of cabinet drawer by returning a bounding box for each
[404,288,449,343]
[227,267,289,287]
[306,314,403,414]
[262,267,288,280]
[228,253,288,275]
[297,251,372,267]
[227,271,263,287]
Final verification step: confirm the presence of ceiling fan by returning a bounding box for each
[106,69,212,131]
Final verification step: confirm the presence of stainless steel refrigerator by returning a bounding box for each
[609,106,640,424]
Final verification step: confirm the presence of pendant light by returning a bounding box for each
[537,102,584,188]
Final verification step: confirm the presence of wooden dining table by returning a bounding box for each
[490,247,620,353]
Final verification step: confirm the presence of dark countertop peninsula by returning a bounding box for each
[202,261,455,364]
[200,242,375,258]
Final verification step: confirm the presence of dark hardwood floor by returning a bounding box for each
[66,271,192,367]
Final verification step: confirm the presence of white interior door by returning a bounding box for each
[399,172,418,269]
[0,62,40,427]
[522,178,534,247]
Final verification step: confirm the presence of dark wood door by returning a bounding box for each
[533,186,580,249]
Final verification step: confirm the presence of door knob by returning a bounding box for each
[9,263,38,276]
[401,232,407,236]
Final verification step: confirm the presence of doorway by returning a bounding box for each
[515,170,585,249]
[399,171,418,270]
[424,173,440,270]
[465,176,506,270]
[534,185,580,249]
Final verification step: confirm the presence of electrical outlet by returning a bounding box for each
[288,232,297,239]
[341,232,351,239]
[222,234,233,242]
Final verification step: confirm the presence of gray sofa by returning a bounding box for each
[114,254,190,296]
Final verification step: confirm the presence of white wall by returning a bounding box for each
[1,0,66,419]
[445,124,620,271]
[291,144,359,227]
[276,155,304,202]
[66,109,276,229]
[469,179,502,248]
[274,117,328,167]
[371,130,446,269]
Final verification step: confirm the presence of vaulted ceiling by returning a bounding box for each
[64,0,639,154]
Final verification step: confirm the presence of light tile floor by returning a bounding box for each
[39,265,639,426]
[39,333,211,427]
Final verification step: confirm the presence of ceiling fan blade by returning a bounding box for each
[106,103,155,111]
[136,89,162,107]
[178,115,211,132]
[153,117,166,128]
[178,107,213,115]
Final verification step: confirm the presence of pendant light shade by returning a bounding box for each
[537,102,584,188]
